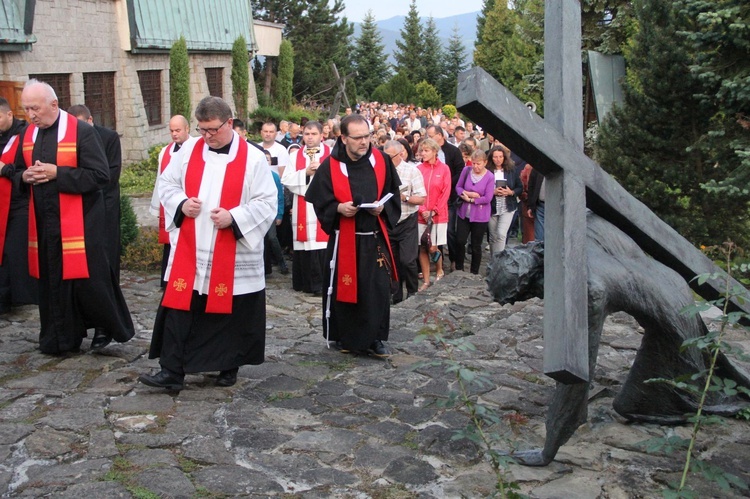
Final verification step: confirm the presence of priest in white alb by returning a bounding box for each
[281,121,331,295]
[139,96,277,390]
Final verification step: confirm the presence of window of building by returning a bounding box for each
[84,72,116,129]
[137,70,162,126]
[205,67,223,98]
[28,73,71,111]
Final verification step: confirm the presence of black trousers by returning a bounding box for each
[455,216,488,274]
[389,213,419,302]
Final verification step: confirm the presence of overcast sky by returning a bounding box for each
[343,1,483,23]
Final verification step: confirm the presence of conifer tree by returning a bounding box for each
[440,25,468,104]
[475,0,496,51]
[231,36,250,119]
[596,0,747,246]
[678,0,750,198]
[169,36,191,119]
[353,10,390,100]
[274,39,294,110]
[393,0,424,83]
[473,1,542,106]
[422,17,444,85]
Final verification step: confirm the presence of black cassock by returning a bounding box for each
[11,114,134,354]
[307,143,401,351]
[0,118,38,312]
[93,124,122,281]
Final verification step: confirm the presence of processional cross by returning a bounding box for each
[457,0,750,385]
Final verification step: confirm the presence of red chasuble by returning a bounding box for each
[23,112,89,280]
[329,148,397,303]
[0,135,20,264]
[157,143,175,244]
[295,144,330,243]
[161,138,247,314]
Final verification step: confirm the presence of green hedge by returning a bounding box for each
[121,144,164,197]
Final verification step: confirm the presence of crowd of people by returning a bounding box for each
[0,86,546,390]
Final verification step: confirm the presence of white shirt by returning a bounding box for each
[261,140,290,176]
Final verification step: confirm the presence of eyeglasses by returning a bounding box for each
[387,152,401,159]
[196,118,229,136]
[347,134,370,141]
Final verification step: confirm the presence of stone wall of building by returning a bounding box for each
[0,0,257,164]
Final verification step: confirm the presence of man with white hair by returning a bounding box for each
[0,80,134,354]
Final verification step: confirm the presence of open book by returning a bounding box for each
[358,192,394,209]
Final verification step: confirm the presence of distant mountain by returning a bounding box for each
[352,12,478,68]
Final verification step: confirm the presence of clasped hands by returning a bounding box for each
[460,191,479,202]
[181,197,233,229]
[24,161,57,185]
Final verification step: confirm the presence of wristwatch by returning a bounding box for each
[405,195,410,204]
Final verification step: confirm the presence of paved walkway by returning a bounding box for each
[0,198,746,497]
[1,266,747,497]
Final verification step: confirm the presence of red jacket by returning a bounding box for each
[417,159,452,224]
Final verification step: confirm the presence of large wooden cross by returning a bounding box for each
[457,0,750,385]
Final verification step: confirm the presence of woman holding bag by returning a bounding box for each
[416,139,451,291]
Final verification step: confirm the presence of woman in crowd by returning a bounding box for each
[454,149,495,274]
[487,145,522,254]
[417,139,451,291]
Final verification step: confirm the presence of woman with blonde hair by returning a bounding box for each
[416,139,451,290]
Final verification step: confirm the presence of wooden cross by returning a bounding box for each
[377,256,386,268]
[328,63,358,119]
[456,0,750,385]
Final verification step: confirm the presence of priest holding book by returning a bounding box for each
[306,114,401,357]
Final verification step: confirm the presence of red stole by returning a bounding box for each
[158,143,175,244]
[23,112,89,280]
[329,148,398,303]
[161,138,247,314]
[295,144,330,243]
[0,135,20,264]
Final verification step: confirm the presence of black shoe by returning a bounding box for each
[280,266,289,275]
[369,340,390,358]
[216,368,239,387]
[333,341,350,353]
[138,369,184,390]
[91,328,112,350]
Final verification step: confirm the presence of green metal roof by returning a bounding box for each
[126,0,257,53]
[0,0,36,51]
[587,50,626,123]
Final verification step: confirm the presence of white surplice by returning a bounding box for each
[158,132,277,296]
[281,146,329,251]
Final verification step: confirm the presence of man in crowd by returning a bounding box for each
[0,79,134,354]
[405,111,421,132]
[306,114,401,356]
[0,97,37,313]
[281,121,331,295]
[68,104,123,348]
[259,121,290,177]
[279,123,301,149]
[276,120,289,142]
[383,140,425,303]
[426,124,464,270]
[150,114,194,286]
[140,96,277,390]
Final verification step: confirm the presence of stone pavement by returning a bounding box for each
[1,215,749,497]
